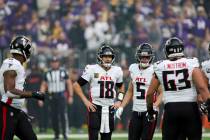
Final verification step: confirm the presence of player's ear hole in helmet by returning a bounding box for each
[164,37,184,60]
[10,35,33,61]
[97,43,115,68]
[135,43,154,68]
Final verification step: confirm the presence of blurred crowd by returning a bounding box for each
[1,0,210,132]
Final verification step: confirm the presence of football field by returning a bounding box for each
[14,133,210,140]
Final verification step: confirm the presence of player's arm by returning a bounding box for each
[40,80,48,93]
[192,68,210,101]
[73,77,96,112]
[196,68,209,103]
[66,78,74,104]
[146,74,160,112]
[111,82,125,109]
[3,70,44,100]
[193,68,210,119]
[120,81,133,108]
[115,81,133,119]
[154,86,163,108]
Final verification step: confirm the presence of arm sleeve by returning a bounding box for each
[77,77,88,86]
[116,82,123,88]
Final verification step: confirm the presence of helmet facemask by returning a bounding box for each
[98,53,115,68]
[136,43,154,68]
[136,53,153,68]
[97,44,115,68]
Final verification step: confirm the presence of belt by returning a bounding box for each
[133,111,147,116]
[93,104,114,113]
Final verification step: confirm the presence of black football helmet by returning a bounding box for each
[165,37,184,59]
[10,35,33,61]
[97,43,115,68]
[136,43,154,68]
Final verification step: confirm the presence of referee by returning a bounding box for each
[39,56,73,140]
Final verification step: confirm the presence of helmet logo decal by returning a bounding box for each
[21,38,27,47]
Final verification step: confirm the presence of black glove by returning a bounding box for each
[146,108,158,122]
[32,91,45,101]
[199,102,208,115]
[200,99,210,122]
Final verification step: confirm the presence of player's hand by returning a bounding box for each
[68,97,73,105]
[38,100,44,107]
[84,100,97,112]
[32,91,45,101]
[115,107,123,119]
[111,101,121,109]
[146,108,158,122]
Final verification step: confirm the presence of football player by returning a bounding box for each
[200,43,210,120]
[146,37,210,140]
[73,43,125,140]
[115,43,163,140]
[0,36,45,140]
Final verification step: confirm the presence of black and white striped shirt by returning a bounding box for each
[44,68,69,93]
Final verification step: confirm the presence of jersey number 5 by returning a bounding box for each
[98,81,114,98]
[136,82,146,99]
[163,69,191,91]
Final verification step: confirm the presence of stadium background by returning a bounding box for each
[0,0,210,139]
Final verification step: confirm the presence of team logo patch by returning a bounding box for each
[94,73,99,78]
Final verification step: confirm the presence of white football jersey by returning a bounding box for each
[0,58,25,109]
[81,64,123,106]
[201,59,210,86]
[154,57,199,104]
[129,63,154,112]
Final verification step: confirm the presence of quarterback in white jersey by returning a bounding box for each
[116,43,162,140]
[146,37,210,140]
[0,36,44,140]
[73,43,125,140]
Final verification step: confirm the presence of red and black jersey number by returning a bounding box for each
[162,69,191,91]
[98,81,114,98]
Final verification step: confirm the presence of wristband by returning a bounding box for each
[117,92,124,101]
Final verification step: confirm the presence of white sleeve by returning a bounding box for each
[1,61,19,75]
[191,57,199,68]
[116,67,123,83]
[81,65,92,82]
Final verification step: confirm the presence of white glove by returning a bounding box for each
[115,107,123,119]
